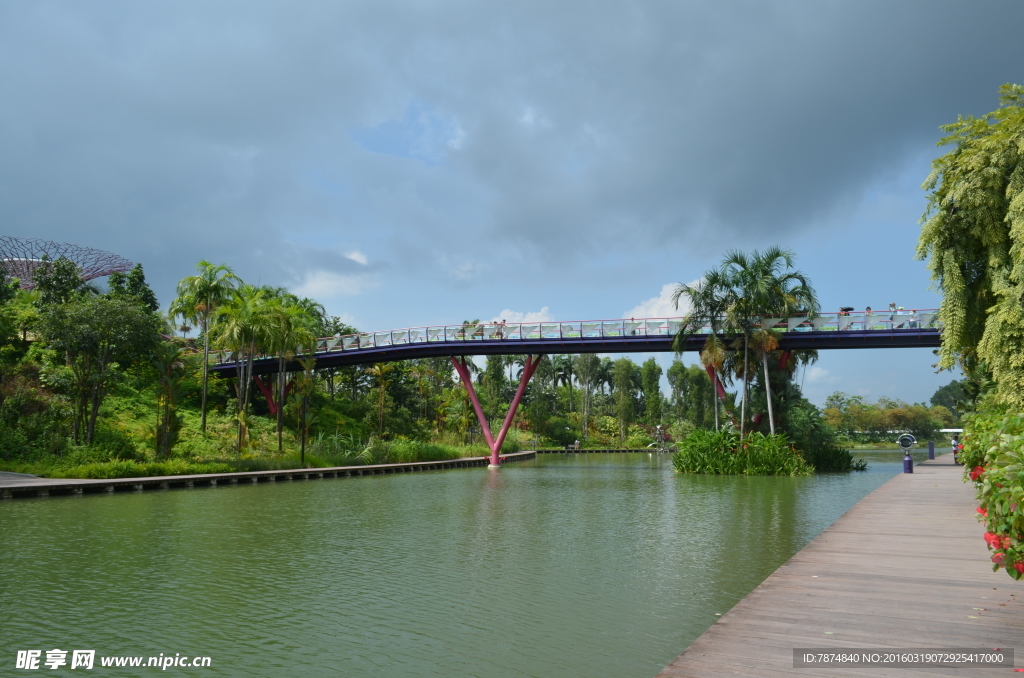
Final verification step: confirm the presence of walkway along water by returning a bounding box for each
[0,451,536,499]
[655,454,1024,677]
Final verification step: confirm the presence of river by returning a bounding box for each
[0,450,929,677]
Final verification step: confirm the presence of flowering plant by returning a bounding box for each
[963,409,1024,579]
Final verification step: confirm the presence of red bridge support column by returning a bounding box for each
[452,355,542,467]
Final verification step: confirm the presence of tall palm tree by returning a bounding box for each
[673,266,736,430]
[742,247,818,433]
[365,363,395,437]
[170,261,240,433]
[215,284,275,450]
[575,353,601,441]
[673,247,818,437]
[553,355,575,412]
[263,294,318,451]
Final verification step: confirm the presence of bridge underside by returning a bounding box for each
[211,328,941,377]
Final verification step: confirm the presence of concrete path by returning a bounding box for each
[656,454,1023,677]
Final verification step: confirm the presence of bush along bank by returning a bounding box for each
[961,407,1024,580]
[672,430,813,476]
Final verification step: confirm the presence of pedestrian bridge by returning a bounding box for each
[208,309,940,377]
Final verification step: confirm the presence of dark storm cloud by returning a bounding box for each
[1,0,1022,302]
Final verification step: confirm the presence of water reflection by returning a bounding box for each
[1,453,909,678]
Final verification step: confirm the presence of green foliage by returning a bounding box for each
[47,459,234,479]
[613,357,636,442]
[917,82,1024,406]
[667,360,714,429]
[640,357,662,424]
[153,342,187,458]
[799,442,866,473]
[40,296,160,443]
[107,264,159,312]
[32,257,85,307]
[930,379,969,421]
[962,406,1024,579]
[672,430,812,476]
[822,391,953,441]
[672,247,819,435]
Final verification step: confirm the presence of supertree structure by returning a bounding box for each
[0,236,134,289]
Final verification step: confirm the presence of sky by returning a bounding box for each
[3,0,1022,406]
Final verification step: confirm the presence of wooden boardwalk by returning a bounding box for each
[656,455,1024,677]
[0,451,536,500]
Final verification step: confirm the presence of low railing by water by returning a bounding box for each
[206,310,940,366]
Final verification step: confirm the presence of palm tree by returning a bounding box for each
[597,357,615,396]
[673,266,736,431]
[170,261,239,433]
[553,355,575,412]
[742,248,818,433]
[575,353,601,441]
[215,284,275,450]
[672,247,818,437]
[264,294,318,451]
[365,363,395,437]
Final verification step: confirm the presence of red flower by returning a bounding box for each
[976,507,988,517]
[983,532,1006,549]
[1014,563,1024,574]
[992,553,1005,566]
[970,466,985,481]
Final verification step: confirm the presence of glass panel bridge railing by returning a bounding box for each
[202,310,940,364]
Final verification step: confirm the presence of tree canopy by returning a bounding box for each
[917,82,1024,406]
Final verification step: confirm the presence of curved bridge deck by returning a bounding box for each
[208,311,942,375]
[656,455,1022,677]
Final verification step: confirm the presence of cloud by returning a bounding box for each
[492,306,553,323]
[624,282,696,319]
[1,0,1023,316]
[345,250,368,265]
[805,366,836,385]
[292,269,377,299]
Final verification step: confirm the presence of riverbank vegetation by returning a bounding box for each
[916,82,1024,579]
[667,246,869,474]
[673,430,813,475]
[822,393,954,444]
[2,243,940,480]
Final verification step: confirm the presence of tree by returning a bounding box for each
[613,357,635,444]
[931,379,968,421]
[640,357,663,424]
[33,257,85,307]
[214,284,275,450]
[553,355,575,413]
[259,290,318,450]
[917,82,1024,406]
[170,261,240,433]
[365,363,395,437]
[667,360,713,430]
[153,341,186,458]
[40,297,159,444]
[108,264,159,312]
[673,247,817,436]
[575,353,601,441]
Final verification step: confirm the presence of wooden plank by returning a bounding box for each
[655,455,1021,677]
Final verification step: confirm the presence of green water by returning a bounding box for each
[0,451,926,677]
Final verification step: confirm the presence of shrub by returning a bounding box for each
[672,430,812,476]
[46,460,233,479]
[800,443,867,472]
[962,407,1024,580]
